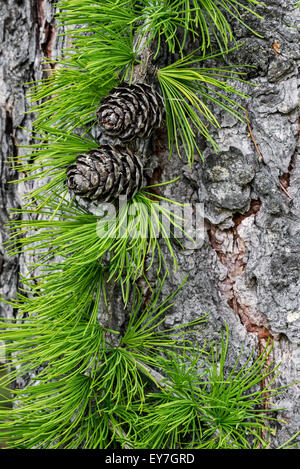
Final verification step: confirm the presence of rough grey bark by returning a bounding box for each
[0,0,299,448]
[0,0,61,319]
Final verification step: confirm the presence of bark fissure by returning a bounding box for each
[207,199,277,345]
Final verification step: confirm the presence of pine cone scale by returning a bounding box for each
[97,83,164,142]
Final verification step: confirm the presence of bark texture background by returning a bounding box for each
[0,0,299,447]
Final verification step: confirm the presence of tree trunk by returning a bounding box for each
[0,0,299,447]
[0,0,61,318]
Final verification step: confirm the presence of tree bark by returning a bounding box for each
[0,0,299,447]
[0,0,61,318]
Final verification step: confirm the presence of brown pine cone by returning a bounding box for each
[97,83,164,141]
[66,145,143,203]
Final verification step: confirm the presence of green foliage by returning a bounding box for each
[0,278,206,449]
[182,0,264,52]
[6,184,187,305]
[27,26,137,132]
[0,286,293,449]
[128,335,288,449]
[134,0,193,56]
[25,0,263,163]
[157,46,252,163]
[1,0,298,451]
[12,127,99,208]
[56,0,264,54]
[56,0,137,30]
